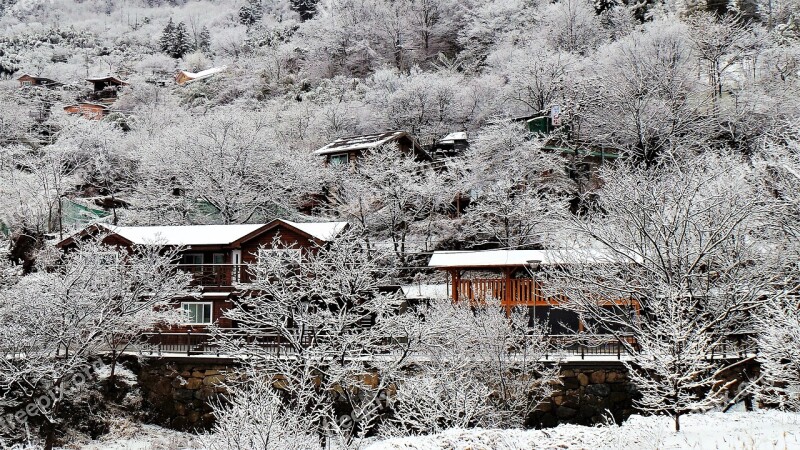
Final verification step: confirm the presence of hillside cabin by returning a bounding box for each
[314,131,431,166]
[429,249,637,333]
[57,219,348,330]
[85,75,128,102]
[429,131,469,159]
[175,66,227,85]
[63,102,110,120]
[17,74,61,88]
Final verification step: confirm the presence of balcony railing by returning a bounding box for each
[174,264,252,286]
[136,330,757,361]
[456,278,546,306]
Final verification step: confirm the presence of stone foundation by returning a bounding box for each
[531,362,637,428]
[135,357,235,431]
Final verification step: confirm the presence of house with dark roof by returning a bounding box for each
[313,131,431,165]
[17,74,61,88]
[85,75,128,103]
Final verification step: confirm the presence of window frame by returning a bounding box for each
[329,153,349,166]
[182,253,204,265]
[180,302,213,325]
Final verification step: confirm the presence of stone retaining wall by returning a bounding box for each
[531,362,637,428]
[136,358,234,431]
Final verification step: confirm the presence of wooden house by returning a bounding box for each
[17,74,61,88]
[85,75,128,102]
[175,66,227,85]
[429,131,469,159]
[428,249,637,333]
[56,219,348,330]
[313,131,431,166]
[63,102,110,120]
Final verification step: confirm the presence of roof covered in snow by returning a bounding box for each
[313,131,412,156]
[59,219,349,247]
[178,66,227,84]
[86,75,128,85]
[439,132,467,144]
[100,223,265,246]
[63,102,110,110]
[280,220,348,241]
[18,74,58,83]
[428,249,620,268]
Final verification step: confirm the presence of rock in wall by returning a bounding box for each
[136,358,235,431]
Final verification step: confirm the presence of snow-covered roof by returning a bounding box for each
[86,75,127,85]
[91,219,348,246]
[18,73,57,82]
[100,223,265,246]
[313,131,410,156]
[428,249,619,268]
[439,132,467,144]
[281,220,348,241]
[178,66,227,84]
[401,284,450,300]
[64,102,109,110]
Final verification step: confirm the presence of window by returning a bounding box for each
[181,302,213,324]
[21,80,32,86]
[329,153,349,165]
[182,253,204,265]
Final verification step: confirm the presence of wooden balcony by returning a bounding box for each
[455,278,552,307]
[174,264,253,287]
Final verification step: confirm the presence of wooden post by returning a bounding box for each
[451,270,460,304]
[503,267,512,316]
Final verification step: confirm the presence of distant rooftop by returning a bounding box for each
[313,131,411,156]
[428,249,621,268]
[177,66,227,84]
[86,75,128,85]
[438,132,467,144]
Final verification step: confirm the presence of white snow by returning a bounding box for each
[283,219,348,241]
[313,131,407,155]
[401,283,450,300]
[178,66,228,83]
[76,423,199,450]
[439,131,467,143]
[365,410,800,450]
[428,249,618,268]
[75,411,800,450]
[95,219,347,246]
[101,223,265,246]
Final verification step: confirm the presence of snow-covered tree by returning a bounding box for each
[752,138,800,410]
[329,143,457,272]
[215,233,417,445]
[0,239,191,448]
[457,122,573,249]
[384,300,558,435]
[579,20,707,165]
[545,153,779,431]
[139,110,319,224]
[204,373,320,449]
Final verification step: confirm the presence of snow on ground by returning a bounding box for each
[365,411,800,450]
[73,423,199,450]
[70,411,800,450]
